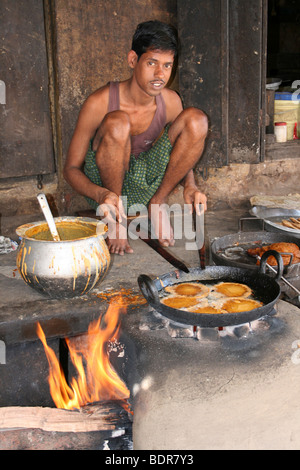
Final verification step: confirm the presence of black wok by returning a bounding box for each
[138,250,284,328]
[211,230,300,274]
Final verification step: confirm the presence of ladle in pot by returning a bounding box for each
[37,193,60,241]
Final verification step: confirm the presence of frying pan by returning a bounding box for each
[138,250,283,328]
[211,230,300,275]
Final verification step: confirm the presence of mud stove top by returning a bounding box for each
[132,299,300,450]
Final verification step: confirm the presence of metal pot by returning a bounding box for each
[16,216,110,299]
[138,250,283,328]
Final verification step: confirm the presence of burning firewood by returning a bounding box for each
[36,296,130,410]
[0,401,132,433]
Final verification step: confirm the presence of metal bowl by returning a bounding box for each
[266,78,282,90]
[16,216,110,298]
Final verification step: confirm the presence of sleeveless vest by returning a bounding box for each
[108,81,166,156]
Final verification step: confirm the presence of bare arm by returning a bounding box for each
[63,91,107,203]
[63,88,126,220]
[163,90,207,211]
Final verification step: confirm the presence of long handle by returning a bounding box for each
[37,193,60,241]
[136,217,190,273]
[269,264,300,296]
[140,236,190,273]
[192,204,205,269]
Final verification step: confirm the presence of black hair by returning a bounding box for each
[131,20,179,60]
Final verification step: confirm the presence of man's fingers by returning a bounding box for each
[194,202,206,216]
[96,192,127,223]
[118,200,127,222]
[193,193,207,214]
[97,201,124,223]
[97,203,116,222]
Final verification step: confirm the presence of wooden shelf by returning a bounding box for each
[265,134,300,160]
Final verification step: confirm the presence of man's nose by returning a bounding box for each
[155,65,164,78]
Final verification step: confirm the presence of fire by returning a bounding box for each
[36,296,130,410]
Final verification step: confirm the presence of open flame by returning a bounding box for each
[36,296,130,410]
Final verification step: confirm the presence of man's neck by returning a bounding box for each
[121,78,157,108]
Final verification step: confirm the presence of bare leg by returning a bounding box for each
[94,111,133,255]
[148,107,208,246]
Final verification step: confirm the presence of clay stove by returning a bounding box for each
[132,299,300,450]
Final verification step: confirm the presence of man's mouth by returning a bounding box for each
[151,80,165,88]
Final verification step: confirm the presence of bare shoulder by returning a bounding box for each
[82,83,110,116]
[161,88,183,122]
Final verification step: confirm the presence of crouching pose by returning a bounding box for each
[64,20,208,255]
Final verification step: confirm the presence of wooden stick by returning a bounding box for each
[0,401,131,433]
[192,206,206,269]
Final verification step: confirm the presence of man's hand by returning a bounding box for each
[96,190,133,255]
[183,185,207,214]
[96,190,126,224]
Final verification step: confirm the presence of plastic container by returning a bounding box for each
[274,122,287,142]
[274,92,300,140]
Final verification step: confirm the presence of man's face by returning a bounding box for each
[130,49,175,97]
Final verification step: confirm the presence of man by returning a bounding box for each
[64,20,208,255]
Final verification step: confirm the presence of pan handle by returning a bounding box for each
[138,274,160,304]
[259,250,284,281]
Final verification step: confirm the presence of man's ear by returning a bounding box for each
[128,50,138,69]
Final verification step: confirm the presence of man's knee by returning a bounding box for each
[93,111,131,151]
[169,107,208,145]
[181,107,209,139]
[102,110,131,142]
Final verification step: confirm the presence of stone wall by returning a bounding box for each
[168,157,300,210]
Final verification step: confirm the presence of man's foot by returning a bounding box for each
[106,220,133,255]
[148,201,175,247]
[106,237,133,255]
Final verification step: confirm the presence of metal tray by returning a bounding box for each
[250,206,300,238]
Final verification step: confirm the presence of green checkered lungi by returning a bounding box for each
[83,125,172,213]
